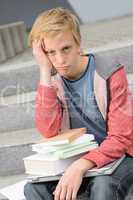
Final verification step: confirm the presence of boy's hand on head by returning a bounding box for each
[32,40,53,72]
[53,158,95,200]
[32,40,53,86]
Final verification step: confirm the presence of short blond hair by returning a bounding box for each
[29,7,81,46]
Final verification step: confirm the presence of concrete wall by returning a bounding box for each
[0,0,133,28]
[0,0,76,29]
[69,0,133,23]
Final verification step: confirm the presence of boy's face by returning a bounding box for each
[44,31,81,79]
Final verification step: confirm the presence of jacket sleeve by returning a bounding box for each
[35,84,62,138]
[82,66,133,168]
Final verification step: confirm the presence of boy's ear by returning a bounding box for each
[77,45,82,54]
[78,48,83,55]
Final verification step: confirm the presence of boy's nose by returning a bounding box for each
[56,53,66,65]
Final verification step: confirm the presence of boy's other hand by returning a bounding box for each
[53,158,95,200]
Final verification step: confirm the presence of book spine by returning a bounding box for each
[55,143,98,159]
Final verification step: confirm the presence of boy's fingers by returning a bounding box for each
[41,39,45,50]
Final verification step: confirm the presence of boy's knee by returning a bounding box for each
[91,176,113,191]
[24,183,33,198]
[24,182,55,200]
[24,182,43,200]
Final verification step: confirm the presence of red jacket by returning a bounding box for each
[35,66,133,168]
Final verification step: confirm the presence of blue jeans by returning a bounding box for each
[24,155,133,200]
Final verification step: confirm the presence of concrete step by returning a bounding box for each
[0,48,33,70]
[0,91,36,133]
[0,48,39,97]
[0,128,42,175]
[0,174,27,190]
[0,173,27,200]
[0,60,38,97]
[81,14,133,51]
[85,40,133,74]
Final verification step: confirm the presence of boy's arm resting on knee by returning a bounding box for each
[35,84,62,138]
[73,158,96,174]
[82,67,133,168]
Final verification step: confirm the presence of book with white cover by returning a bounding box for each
[24,134,98,176]
[23,154,83,176]
[24,142,98,176]
[27,155,125,183]
[32,134,95,154]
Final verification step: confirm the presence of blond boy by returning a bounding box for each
[24,7,133,200]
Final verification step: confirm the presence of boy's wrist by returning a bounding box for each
[40,68,52,86]
[78,158,96,175]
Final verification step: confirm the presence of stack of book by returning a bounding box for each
[23,128,98,177]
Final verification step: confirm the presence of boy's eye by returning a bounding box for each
[47,51,56,56]
[46,46,72,56]
[63,46,71,53]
